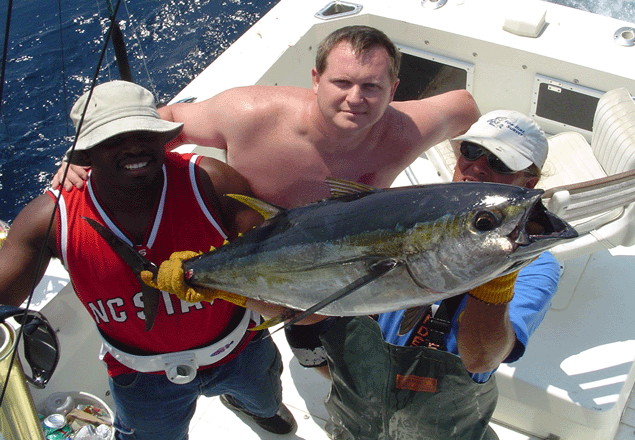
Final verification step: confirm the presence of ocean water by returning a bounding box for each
[0,0,632,222]
[548,0,635,19]
[0,0,279,221]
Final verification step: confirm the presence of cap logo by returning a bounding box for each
[487,116,525,137]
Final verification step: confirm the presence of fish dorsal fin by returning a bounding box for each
[226,194,283,220]
[326,177,376,198]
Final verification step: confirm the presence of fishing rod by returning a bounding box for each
[0,0,13,115]
[106,0,133,82]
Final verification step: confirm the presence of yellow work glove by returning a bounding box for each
[140,250,247,307]
[468,271,519,305]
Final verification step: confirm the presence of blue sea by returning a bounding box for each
[0,0,633,221]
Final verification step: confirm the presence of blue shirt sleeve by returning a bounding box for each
[377,252,561,383]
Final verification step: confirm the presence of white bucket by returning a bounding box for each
[37,391,115,439]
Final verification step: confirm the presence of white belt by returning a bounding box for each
[100,309,259,384]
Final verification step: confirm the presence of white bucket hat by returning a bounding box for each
[65,81,183,166]
[450,110,548,171]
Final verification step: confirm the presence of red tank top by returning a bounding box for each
[49,153,254,376]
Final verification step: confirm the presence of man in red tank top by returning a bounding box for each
[0,81,296,439]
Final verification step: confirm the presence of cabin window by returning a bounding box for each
[393,50,472,101]
[531,75,603,138]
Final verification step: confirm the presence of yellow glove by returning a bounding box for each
[468,271,519,305]
[140,250,247,307]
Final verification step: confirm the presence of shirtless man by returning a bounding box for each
[53,25,479,208]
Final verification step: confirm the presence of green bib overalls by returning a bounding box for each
[321,316,499,440]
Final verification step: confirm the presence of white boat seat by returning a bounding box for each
[537,132,606,190]
[542,88,635,260]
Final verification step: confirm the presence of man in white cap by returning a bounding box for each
[451,109,547,187]
[284,110,560,439]
[0,81,296,439]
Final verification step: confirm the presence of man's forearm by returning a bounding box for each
[456,295,516,373]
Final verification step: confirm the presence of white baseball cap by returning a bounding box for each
[65,81,183,166]
[451,110,548,171]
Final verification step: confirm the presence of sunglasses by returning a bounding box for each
[0,306,60,389]
[459,141,517,174]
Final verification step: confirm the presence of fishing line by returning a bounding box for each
[95,0,114,80]
[56,0,71,139]
[0,0,126,408]
[122,0,158,97]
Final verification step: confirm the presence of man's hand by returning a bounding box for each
[140,251,247,307]
[457,270,520,373]
[51,161,90,191]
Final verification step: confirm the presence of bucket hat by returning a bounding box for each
[64,81,183,166]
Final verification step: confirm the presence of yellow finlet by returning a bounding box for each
[325,177,376,198]
[248,309,300,332]
[249,315,286,332]
[226,194,283,220]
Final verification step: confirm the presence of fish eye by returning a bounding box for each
[473,211,499,232]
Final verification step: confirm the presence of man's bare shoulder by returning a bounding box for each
[195,155,247,191]
[215,85,313,116]
[211,85,315,143]
[388,90,479,144]
[6,193,59,255]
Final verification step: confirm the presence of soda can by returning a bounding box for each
[43,414,66,430]
[42,413,73,440]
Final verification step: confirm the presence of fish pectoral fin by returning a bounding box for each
[398,305,431,336]
[226,194,284,220]
[325,177,376,198]
[264,259,401,336]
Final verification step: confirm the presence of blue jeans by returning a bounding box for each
[109,332,283,440]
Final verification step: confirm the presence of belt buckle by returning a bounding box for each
[161,352,198,384]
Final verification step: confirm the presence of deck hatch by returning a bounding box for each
[393,48,473,101]
[531,75,603,139]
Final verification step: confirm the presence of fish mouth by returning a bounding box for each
[512,197,578,247]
